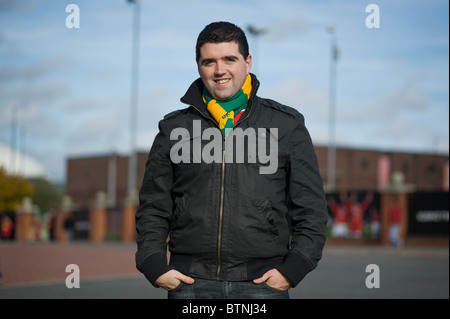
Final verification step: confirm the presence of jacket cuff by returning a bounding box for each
[275,252,313,287]
[138,252,174,287]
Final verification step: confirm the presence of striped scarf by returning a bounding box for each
[203,74,252,136]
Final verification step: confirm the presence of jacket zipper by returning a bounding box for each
[188,104,226,280]
[216,146,226,279]
[189,83,257,280]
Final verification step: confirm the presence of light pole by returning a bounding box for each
[327,25,339,192]
[127,0,140,199]
[10,105,17,174]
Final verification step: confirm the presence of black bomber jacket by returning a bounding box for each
[135,74,328,288]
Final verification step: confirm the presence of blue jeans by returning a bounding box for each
[167,278,290,299]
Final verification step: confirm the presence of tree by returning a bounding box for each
[0,166,34,212]
[29,177,63,212]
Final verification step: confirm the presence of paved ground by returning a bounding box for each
[0,240,448,299]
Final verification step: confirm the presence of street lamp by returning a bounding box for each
[127,0,140,199]
[327,25,339,192]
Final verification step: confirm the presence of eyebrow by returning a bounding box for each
[200,55,239,65]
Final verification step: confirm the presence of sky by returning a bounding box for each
[0,0,448,183]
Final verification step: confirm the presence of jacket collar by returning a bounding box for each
[180,73,260,117]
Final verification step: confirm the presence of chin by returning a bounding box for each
[215,91,234,100]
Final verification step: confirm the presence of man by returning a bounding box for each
[135,21,328,299]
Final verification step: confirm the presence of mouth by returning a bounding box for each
[214,78,231,85]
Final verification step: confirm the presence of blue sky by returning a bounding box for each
[0,0,448,183]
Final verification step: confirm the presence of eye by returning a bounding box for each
[202,59,215,67]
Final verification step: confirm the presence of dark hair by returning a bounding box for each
[195,21,249,63]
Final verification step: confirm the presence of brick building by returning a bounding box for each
[66,152,148,210]
[66,146,449,209]
[315,146,449,192]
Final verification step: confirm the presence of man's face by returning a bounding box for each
[198,41,252,101]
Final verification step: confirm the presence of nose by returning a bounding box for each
[214,61,226,75]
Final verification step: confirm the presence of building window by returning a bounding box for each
[402,160,410,173]
[427,162,436,174]
[361,158,369,171]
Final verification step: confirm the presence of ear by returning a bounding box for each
[245,54,252,74]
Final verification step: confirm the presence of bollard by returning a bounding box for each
[122,190,138,243]
[14,197,34,242]
[89,191,108,243]
[379,171,415,246]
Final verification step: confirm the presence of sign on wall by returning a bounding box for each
[408,192,449,235]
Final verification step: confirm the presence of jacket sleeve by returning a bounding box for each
[135,119,175,287]
[275,113,329,287]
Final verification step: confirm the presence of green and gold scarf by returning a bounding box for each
[203,74,252,136]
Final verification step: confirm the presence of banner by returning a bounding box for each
[408,192,449,235]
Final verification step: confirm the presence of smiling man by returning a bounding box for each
[135,21,328,299]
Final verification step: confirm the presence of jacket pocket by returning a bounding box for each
[254,199,280,239]
[170,194,188,231]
